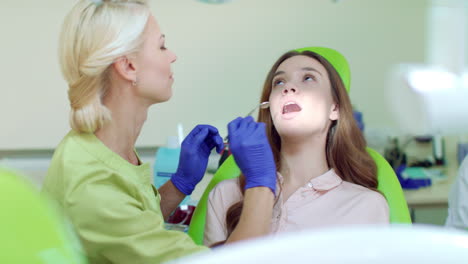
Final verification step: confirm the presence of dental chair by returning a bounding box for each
[0,168,87,263]
[188,149,412,245]
[187,47,411,245]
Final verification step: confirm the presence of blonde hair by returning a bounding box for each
[59,0,150,133]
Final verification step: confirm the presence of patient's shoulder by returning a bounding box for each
[213,178,240,190]
[340,181,389,222]
[208,178,243,206]
[341,181,386,201]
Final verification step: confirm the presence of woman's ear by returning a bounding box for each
[112,56,137,83]
[329,104,339,121]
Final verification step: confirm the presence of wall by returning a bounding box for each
[0,0,429,150]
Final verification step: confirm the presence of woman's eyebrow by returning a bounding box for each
[302,67,322,76]
[274,67,323,78]
[273,71,285,78]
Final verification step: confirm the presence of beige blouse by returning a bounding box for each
[204,169,389,246]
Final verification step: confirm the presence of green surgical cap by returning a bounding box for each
[294,47,350,93]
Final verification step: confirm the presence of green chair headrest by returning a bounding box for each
[0,168,88,263]
[294,47,350,93]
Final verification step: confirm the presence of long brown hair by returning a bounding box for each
[222,50,378,242]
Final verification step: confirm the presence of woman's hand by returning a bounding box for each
[171,125,223,195]
[228,116,277,194]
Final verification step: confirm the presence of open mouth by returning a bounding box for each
[282,101,302,114]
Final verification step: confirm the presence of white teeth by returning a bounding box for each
[284,102,297,106]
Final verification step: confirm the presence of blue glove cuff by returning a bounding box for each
[243,171,277,195]
[170,174,194,196]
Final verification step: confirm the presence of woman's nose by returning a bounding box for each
[169,49,177,63]
[282,85,297,95]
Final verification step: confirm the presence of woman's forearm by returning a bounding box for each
[158,180,186,221]
[225,187,274,244]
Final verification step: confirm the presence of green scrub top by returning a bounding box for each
[42,130,207,264]
[0,168,87,264]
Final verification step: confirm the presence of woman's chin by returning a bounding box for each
[149,92,172,105]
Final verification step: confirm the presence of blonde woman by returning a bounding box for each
[42,0,277,263]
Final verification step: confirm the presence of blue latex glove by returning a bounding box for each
[228,116,277,194]
[171,125,224,195]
